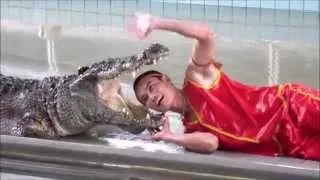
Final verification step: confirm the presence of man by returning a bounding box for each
[128,14,320,160]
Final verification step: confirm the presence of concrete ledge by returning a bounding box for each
[1,135,319,180]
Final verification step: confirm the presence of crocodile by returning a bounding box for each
[0,43,169,139]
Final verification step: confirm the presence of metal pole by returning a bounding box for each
[273,0,276,26]
[217,0,220,21]
[176,0,179,18]
[71,0,73,25]
[162,0,165,17]
[45,0,48,23]
[57,0,60,23]
[204,0,206,20]
[96,0,99,27]
[245,0,248,25]
[288,0,291,26]
[123,0,125,29]
[302,0,305,26]
[19,0,22,22]
[135,0,138,11]
[83,0,85,26]
[109,0,112,27]
[190,0,192,19]
[259,0,262,25]
[231,0,234,23]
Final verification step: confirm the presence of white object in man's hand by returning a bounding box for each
[127,13,153,39]
[135,13,151,34]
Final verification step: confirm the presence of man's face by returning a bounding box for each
[135,74,177,112]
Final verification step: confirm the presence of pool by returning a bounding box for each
[1,1,319,179]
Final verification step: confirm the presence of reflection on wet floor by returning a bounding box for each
[58,115,184,154]
[1,173,57,180]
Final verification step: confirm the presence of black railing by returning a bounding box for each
[1,0,319,29]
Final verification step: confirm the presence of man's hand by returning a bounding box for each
[127,13,217,85]
[150,115,219,153]
[151,115,174,141]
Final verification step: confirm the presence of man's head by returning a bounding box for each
[96,79,163,134]
[133,70,179,112]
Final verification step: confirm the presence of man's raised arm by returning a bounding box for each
[129,14,217,67]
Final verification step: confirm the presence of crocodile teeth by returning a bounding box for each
[146,113,150,120]
[122,62,129,69]
[153,59,157,65]
[132,70,137,78]
[122,108,126,113]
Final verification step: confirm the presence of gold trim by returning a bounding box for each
[276,84,288,109]
[288,83,320,101]
[185,97,259,144]
[277,83,320,109]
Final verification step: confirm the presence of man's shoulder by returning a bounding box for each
[185,63,218,86]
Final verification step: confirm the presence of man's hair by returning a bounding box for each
[133,70,162,92]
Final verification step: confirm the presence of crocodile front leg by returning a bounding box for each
[23,117,58,139]
[21,111,58,139]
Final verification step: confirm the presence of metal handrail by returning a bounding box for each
[1,135,319,180]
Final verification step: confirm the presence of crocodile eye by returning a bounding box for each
[77,66,89,75]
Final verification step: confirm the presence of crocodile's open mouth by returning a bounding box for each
[93,43,169,131]
[98,80,163,131]
[97,43,170,79]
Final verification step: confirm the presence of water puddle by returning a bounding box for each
[99,113,185,154]
[100,136,184,154]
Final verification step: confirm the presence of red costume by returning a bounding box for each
[182,68,320,160]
